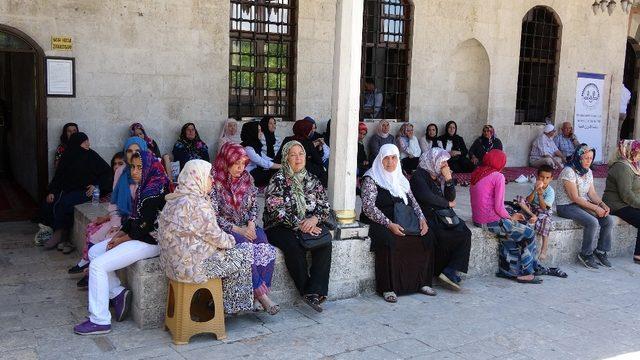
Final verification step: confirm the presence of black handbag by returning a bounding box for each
[433,208,461,229]
[297,224,333,250]
[393,201,421,236]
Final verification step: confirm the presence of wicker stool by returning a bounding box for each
[164,278,227,344]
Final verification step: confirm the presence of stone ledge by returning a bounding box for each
[72,203,636,329]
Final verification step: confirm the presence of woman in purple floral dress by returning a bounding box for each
[211,142,279,315]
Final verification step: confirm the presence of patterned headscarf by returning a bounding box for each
[480,124,496,152]
[615,140,640,176]
[111,137,149,217]
[212,142,252,210]
[364,143,410,204]
[281,140,308,219]
[419,147,451,180]
[167,159,212,200]
[129,123,156,152]
[569,143,595,177]
[470,149,506,186]
[131,151,169,219]
[376,119,391,138]
[398,123,414,139]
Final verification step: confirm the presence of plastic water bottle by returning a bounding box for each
[92,185,100,205]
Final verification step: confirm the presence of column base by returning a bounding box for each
[335,221,369,240]
[335,209,357,224]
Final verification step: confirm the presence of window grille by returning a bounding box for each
[361,0,412,121]
[229,0,297,121]
[515,6,561,124]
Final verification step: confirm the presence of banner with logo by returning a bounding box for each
[574,72,605,162]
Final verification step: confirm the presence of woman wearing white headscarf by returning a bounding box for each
[156,159,254,314]
[217,118,240,152]
[359,144,436,303]
[410,148,471,291]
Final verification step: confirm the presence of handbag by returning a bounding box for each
[393,201,421,236]
[297,224,333,250]
[433,208,460,229]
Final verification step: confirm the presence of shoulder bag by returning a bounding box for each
[393,201,421,236]
[433,207,461,229]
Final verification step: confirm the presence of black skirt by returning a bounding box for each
[429,221,472,275]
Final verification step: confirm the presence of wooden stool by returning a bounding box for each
[164,278,227,344]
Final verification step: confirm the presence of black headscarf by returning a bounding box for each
[426,123,438,142]
[179,122,203,144]
[59,122,79,145]
[48,132,112,194]
[259,116,276,158]
[441,121,458,143]
[241,121,263,155]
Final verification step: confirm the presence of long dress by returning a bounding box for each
[359,177,435,295]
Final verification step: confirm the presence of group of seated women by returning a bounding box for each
[365,120,503,176]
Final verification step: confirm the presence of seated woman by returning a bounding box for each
[157,159,254,315]
[171,122,210,171]
[410,148,471,291]
[438,121,473,173]
[470,149,542,284]
[39,133,112,250]
[557,145,613,269]
[264,141,333,312]
[53,122,79,169]
[419,123,441,153]
[396,123,422,173]
[360,144,436,303]
[305,117,330,167]
[368,119,395,163]
[129,122,161,158]
[357,122,370,176]
[211,143,279,314]
[74,151,169,335]
[276,119,328,187]
[260,116,281,159]
[604,140,640,264]
[469,124,503,167]
[241,121,281,187]
[217,118,239,152]
[69,137,147,288]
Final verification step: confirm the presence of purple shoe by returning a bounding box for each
[74,319,111,335]
[112,289,132,322]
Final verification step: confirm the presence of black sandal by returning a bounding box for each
[546,267,568,278]
[303,294,323,313]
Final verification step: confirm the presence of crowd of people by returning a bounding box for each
[31,117,640,336]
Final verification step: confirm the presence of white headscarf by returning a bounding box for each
[543,124,555,134]
[218,118,239,151]
[364,143,410,204]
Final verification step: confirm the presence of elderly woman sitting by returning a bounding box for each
[360,144,436,303]
[210,143,279,314]
[263,141,333,312]
[410,148,471,291]
[157,159,254,315]
[396,123,422,173]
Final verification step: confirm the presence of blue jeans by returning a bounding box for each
[556,203,613,256]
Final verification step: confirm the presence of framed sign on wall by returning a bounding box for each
[46,57,75,97]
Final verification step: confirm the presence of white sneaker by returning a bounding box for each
[514,175,528,183]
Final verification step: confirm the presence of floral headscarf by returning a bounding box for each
[419,147,451,180]
[615,140,640,176]
[129,123,156,152]
[212,142,252,210]
[131,151,169,219]
[281,140,308,219]
[470,149,506,186]
[569,144,595,177]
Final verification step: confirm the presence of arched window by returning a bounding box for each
[361,0,412,121]
[229,0,297,121]
[515,6,561,124]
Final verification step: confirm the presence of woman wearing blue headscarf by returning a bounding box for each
[68,137,148,288]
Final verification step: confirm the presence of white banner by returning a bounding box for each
[573,72,605,162]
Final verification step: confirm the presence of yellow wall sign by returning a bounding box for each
[51,36,72,50]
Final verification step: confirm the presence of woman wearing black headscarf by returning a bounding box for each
[39,132,112,250]
[54,122,79,169]
[241,121,281,187]
[438,121,474,173]
[171,122,210,170]
[259,116,280,159]
[468,124,503,167]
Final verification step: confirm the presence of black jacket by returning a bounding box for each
[121,194,166,245]
[468,137,503,162]
[409,168,456,218]
[437,134,468,158]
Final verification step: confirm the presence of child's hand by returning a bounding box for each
[535,180,544,190]
[528,215,537,224]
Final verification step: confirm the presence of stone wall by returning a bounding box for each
[0,0,629,171]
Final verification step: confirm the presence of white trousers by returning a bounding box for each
[87,239,159,325]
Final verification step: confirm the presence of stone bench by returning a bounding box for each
[72,203,636,329]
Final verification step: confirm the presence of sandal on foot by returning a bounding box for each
[438,273,461,291]
[419,286,437,296]
[266,304,280,316]
[382,292,397,303]
[516,276,543,284]
[303,295,323,313]
[547,267,567,278]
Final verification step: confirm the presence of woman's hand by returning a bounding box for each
[107,233,131,250]
[510,213,525,222]
[245,221,257,241]
[471,156,479,165]
[299,216,319,233]
[451,150,461,157]
[46,194,55,203]
[308,226,323,236]
[528,215,538,224]
[600,203,610,216]
[419,219,429,236]
[387,222,405,236]
[86,185,95,197]
[595,207,607,218]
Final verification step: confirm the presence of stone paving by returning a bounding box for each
[2,221,640,360]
